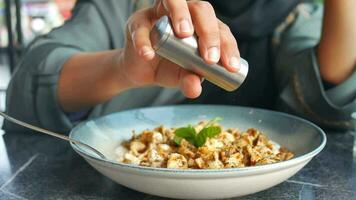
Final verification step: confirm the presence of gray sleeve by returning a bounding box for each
[3,0,121,133]
[273,3,356,130]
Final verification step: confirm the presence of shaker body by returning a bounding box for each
[150,16,248,91]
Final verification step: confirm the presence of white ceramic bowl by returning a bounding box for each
[69,105,326,199]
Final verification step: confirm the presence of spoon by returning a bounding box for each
[0,111,107,159]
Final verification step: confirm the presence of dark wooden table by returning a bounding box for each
[0,129,355,200]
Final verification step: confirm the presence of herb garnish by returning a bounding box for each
[173,117,222,147]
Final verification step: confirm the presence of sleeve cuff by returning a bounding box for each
[325,69,356,106]
[67,109,91,124]
[279,48,356,130]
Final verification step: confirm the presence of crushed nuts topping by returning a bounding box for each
[115,120,294,169]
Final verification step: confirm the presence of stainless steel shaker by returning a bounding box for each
[150,16,248,91]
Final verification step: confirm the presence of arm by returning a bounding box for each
[58,50,132,112]
[317,0,356,84]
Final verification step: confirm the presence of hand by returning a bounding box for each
[120,0,241,98]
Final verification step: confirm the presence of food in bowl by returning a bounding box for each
[115,118,294,169]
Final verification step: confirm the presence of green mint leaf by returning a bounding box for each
[173,135,183,145]
[194,133,207,147]
[173,118,222,148]
[206,126,222,137]
[174,125,196,145]
[195,126,221,147]
[175,125,196,138]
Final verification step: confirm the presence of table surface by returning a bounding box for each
[0,129,355,200]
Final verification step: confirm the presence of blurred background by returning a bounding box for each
[0,0,76,127]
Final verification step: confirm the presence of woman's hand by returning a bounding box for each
[120,0,240,98]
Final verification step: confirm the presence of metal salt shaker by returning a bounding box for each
[150,16,249,91]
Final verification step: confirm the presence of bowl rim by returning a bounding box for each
[69,104,327,174]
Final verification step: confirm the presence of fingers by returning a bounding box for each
[154,59,181,87]
[189,1,220,64]
[179,70,202,98]
[127,10,155,61]
[218,21,241,72]
[154,0,240,73]
[154,59,202,98]
[155,0,194,37]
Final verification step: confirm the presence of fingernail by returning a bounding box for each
[207,47,219,62]
[179,19,191,33]
[140,46,154,57]
[229,56,240,70]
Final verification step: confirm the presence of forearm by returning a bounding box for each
[317,0,356,84]
[58,49,133,112]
